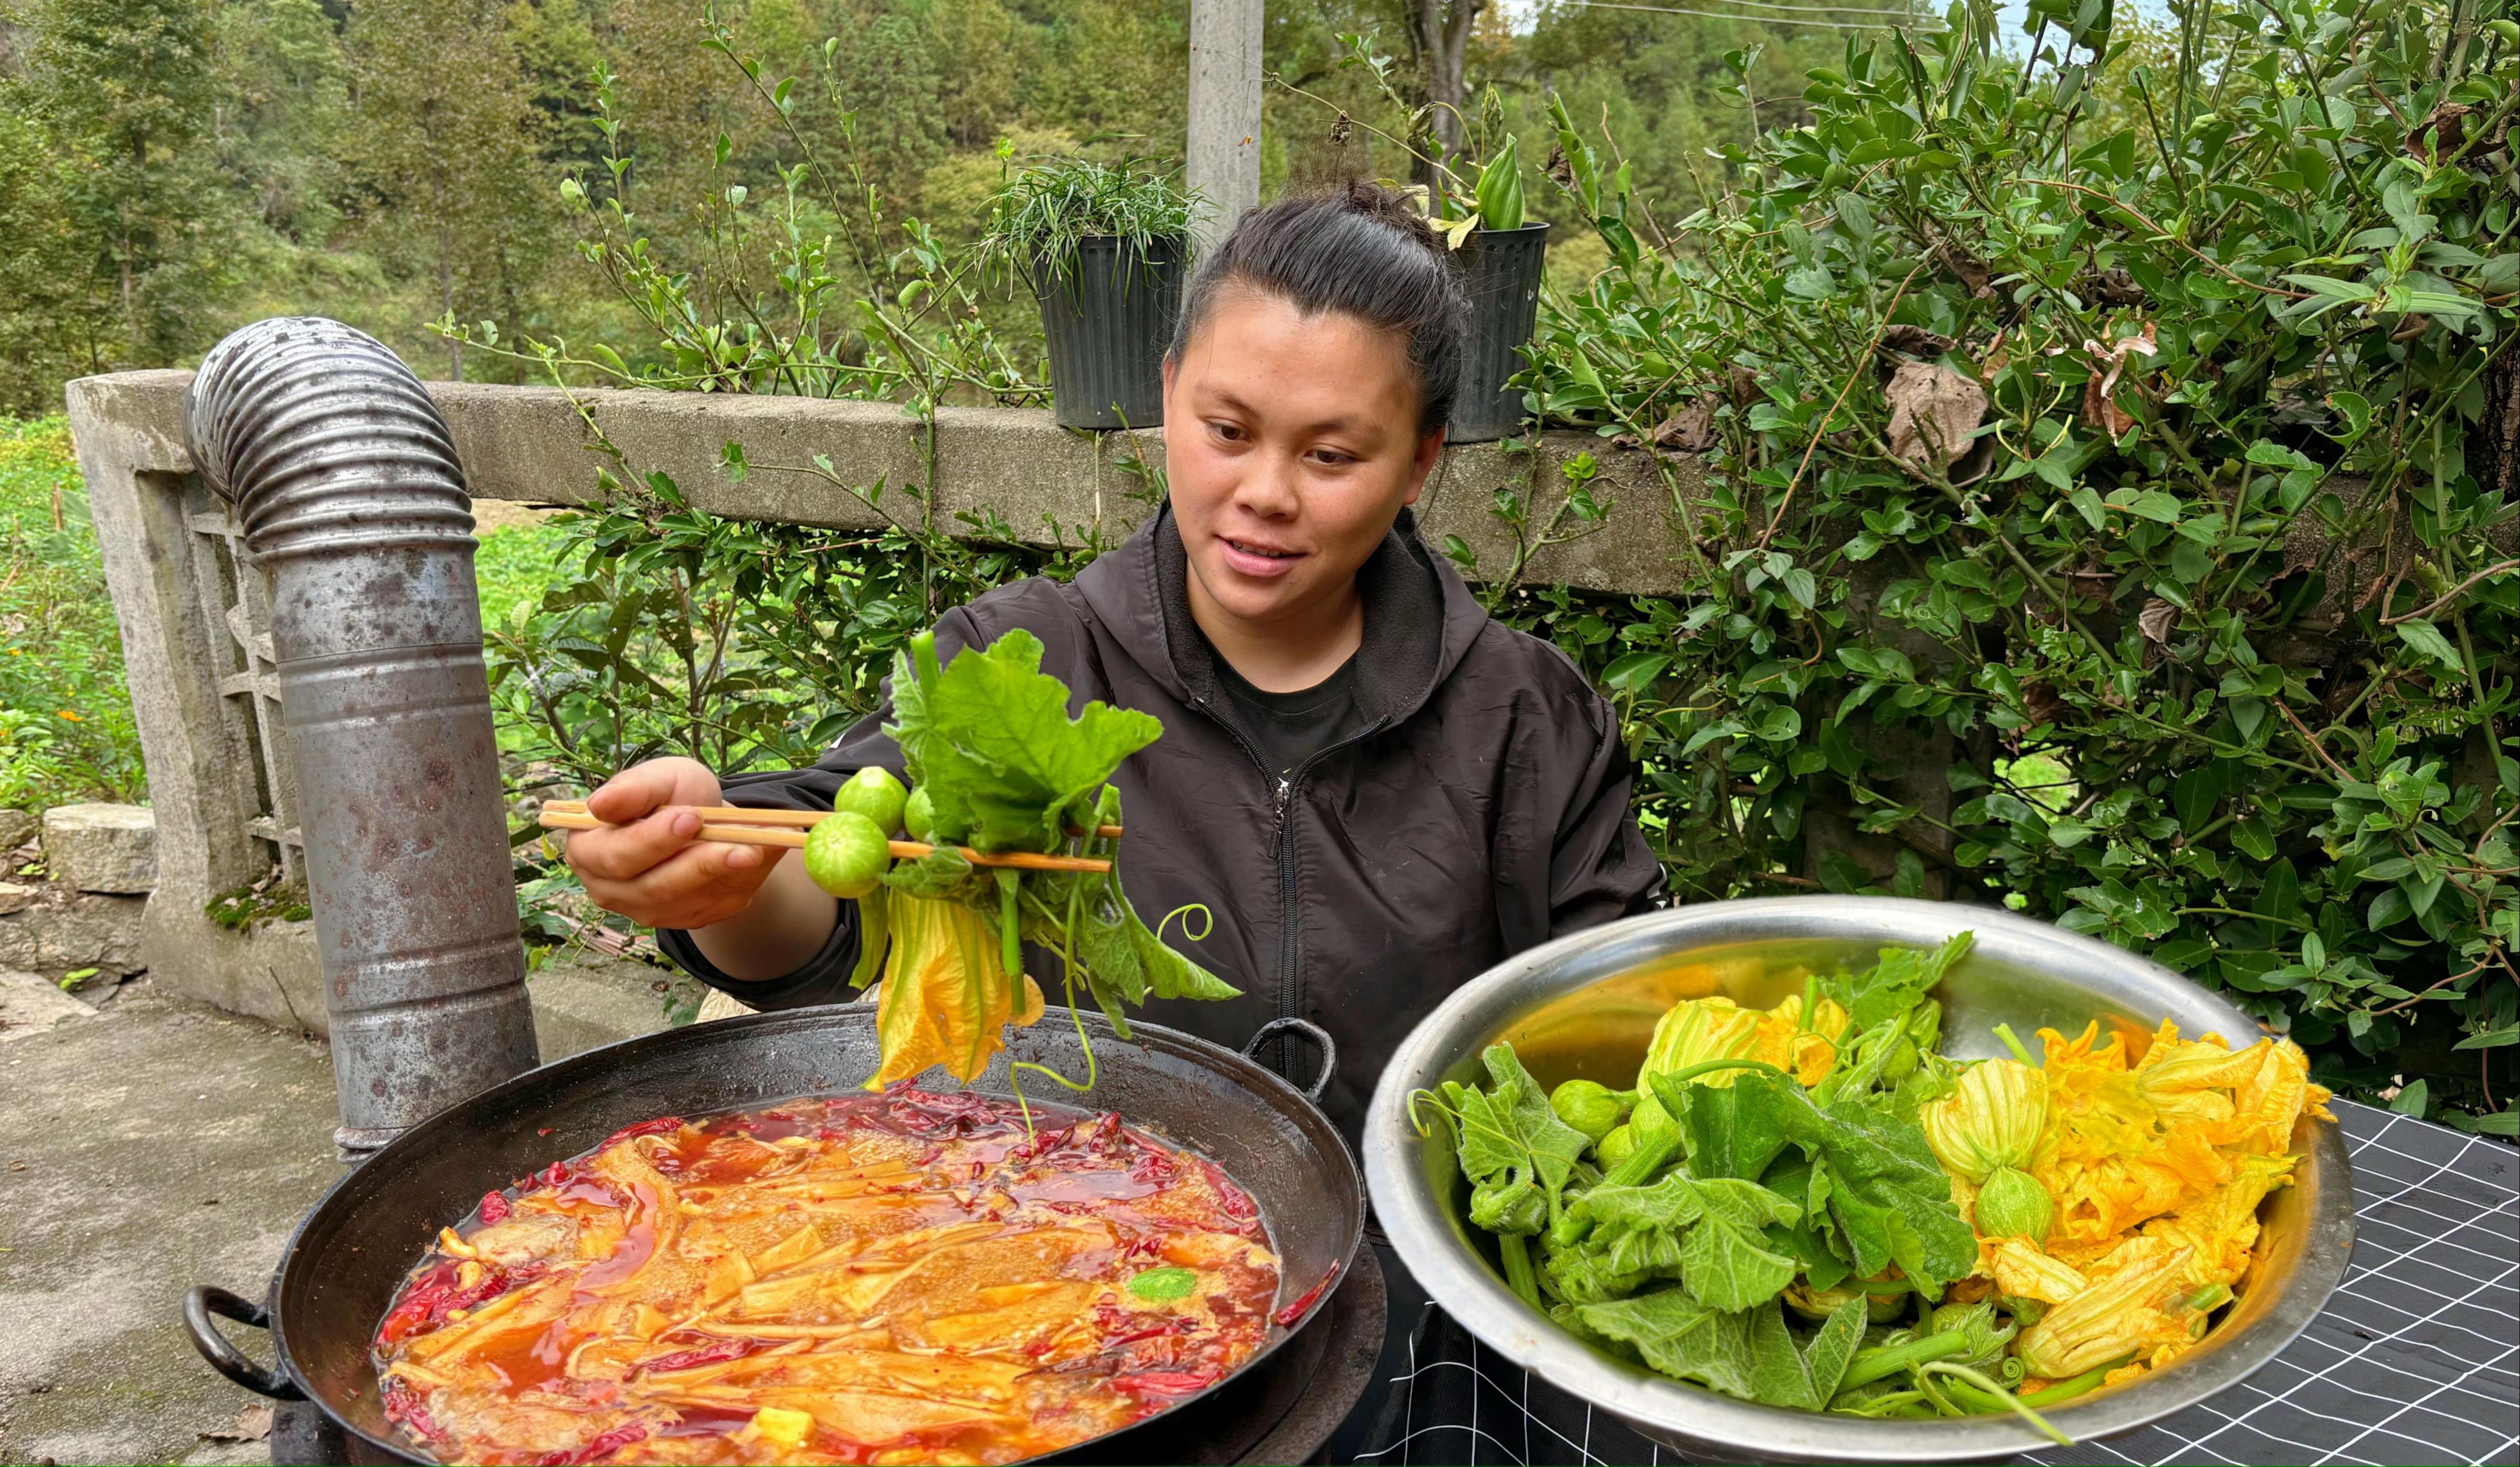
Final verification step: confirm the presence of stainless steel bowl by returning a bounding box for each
[1366,897,2354,1463]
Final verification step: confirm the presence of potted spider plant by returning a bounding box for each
[1434,132,1549,444]
[979,157,1198,430]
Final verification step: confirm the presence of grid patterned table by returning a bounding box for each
[1349,1101,2518,1467]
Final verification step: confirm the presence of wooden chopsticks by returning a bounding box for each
[535,799,1121,874]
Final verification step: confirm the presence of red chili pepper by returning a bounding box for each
[537,1160,573,1188]
[597,1116,683,1150]
[380,1379,446,1442]
[1110,1369,1219,1397]
[536,1422,647,1465]
[639,1336,764,1374]
[1272,1260,1341,1327]
[477,1190,512,1226]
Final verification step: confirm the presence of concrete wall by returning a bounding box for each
[73,370,1710,594]
[64,369,1709,1032]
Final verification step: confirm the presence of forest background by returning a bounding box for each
[0,0,1831,410]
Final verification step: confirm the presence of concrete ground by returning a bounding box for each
[0,956,708,1465]
[0,975,337,1466]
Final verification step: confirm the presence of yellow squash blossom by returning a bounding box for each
[2014,1239,2196,1379]
[1986,1236,2088,1305]
[1752,991,1847,1087]
[2140,1152,2299,1292]
[1616,996,1767,1143]
[1928,1057,2058,1242]
[2226,1036,2333,1156]
[1606,993,1840,1159]
[867,894,1044,1088]
[1926,1059,2047,1181]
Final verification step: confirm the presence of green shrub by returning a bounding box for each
[1515,0,2518,1127]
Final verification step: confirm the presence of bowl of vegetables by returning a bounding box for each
[1364,896,2353,1462]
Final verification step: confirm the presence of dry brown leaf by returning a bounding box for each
[199,1405,273,1444]
[2082,373,2138,437]
[1650,399,1718,452]
[1884,362,1988,470]
[2078,266,2146,307]
[2138,598,2178,643]
[1880,324,1959,357]
[1936,240,1996,300]
[2078,325,2159,439]
[2410,101,2473,158]
[1728,364,1761,406]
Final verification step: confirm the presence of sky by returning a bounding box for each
[1493,0,2174,43]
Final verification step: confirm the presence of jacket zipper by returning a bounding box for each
[1190,695,1388,1051]
[1270,721,1390,1033]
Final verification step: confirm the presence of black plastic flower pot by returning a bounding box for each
[1034,234,1185,431]
[1447,221,1552,444]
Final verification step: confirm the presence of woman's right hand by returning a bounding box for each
[564,756,780,931]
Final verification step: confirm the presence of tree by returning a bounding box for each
[23,0,241,369]
[0,105,114,409]
[1413,0,1482,184]
[209,0,348,246]
[341,0,559,379]
[825,2,947,207]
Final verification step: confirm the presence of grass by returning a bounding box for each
[473,514,576,629]
[0,418,581,812]
[976,155,1199,290]
[0,417,143,808]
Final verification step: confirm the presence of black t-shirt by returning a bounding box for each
[1207,646,1370,778]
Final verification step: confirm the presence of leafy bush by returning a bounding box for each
[1516,0,2519,1127]
[0,416,144,807]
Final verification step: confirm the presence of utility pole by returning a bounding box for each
[1186,0,1263,258]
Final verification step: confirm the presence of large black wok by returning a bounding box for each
[185,1005,1362,1465]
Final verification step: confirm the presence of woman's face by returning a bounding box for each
[1162,288,1443,629]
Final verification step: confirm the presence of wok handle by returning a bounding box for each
[184,1285,305,1401]
[1243,1018,1337,1104]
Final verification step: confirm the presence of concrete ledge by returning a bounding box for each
[67,370,1711,596]
[139,897,693,1061]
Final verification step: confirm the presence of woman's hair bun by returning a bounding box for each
[1168,181,1470,436]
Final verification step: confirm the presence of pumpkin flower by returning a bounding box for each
[2226,1036,2333,1156]
[867,893,1043,1088]
[1618,996,1768,1141]
[1645,996,1765,1082]
[1925,1059,2046,1181]
[1986,1236,2088,1306]
[2141,1152,2298,1291]
[1753,991,1847,1086]
[2015,1239,2196,1379]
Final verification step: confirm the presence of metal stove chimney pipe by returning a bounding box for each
[186,317,539,1157]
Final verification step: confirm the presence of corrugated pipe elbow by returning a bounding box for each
[188,318,538,1155]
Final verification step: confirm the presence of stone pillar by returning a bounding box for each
[66,370,329,1032]
[1187,0,1264,257]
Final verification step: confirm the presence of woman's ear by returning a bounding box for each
[1400,427,1445,506]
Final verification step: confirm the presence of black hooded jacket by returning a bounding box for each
[657,506,1664,1137]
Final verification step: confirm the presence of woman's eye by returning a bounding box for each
[1308,448,1356,467]
[1208,420,1247,443]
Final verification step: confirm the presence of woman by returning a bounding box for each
[567,183,1668,1463]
